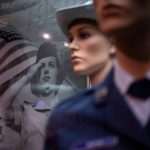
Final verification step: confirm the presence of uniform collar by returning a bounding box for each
[33,99,50,110]
[114,60,150,95]
[33,95,59,111]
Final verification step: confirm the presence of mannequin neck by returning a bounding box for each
[89,59,112,86]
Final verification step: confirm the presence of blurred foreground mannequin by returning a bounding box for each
[56,0,115,87]
[44,0,150,149]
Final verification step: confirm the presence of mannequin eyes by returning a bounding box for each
[68,31,93,43]
[79,32,91,40]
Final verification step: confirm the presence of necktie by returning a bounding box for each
[127,78,150,100]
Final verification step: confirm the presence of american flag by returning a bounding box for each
[0,25,38,97]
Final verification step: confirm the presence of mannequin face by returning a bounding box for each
[93,0,150,34]
[68,22,112,75]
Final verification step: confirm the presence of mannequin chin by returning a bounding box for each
[0,15,8,27]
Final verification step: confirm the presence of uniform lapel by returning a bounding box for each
[95,69,150,148]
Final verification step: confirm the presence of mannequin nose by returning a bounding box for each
[69,40,80,52]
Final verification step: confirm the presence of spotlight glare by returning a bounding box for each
[42,33,51,40]
[64,41,69,48]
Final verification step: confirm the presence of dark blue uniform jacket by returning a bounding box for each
[44,69,150,150]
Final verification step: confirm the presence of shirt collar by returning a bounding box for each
[33,96,59,111]
[114,60,150,95]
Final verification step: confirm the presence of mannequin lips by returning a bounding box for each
[71,56,83,63]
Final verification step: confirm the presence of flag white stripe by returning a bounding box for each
[0,39,35,59]
[0,46,37,69]
[0,56,36,85]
